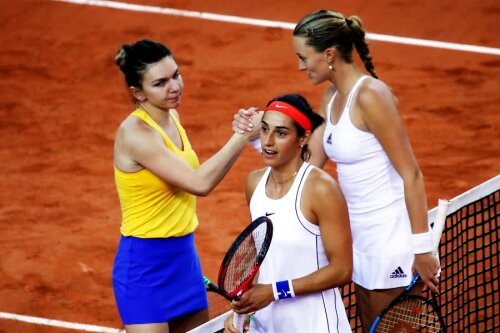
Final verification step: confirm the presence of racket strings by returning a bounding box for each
[376,298,442,333]
[223,224,268,293]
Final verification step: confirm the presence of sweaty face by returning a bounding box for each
[139,56,184,110]
[260,111,303,169]
[292,36,329,85]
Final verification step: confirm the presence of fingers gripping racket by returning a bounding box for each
[369,199,450,333]
[204,216,273,332]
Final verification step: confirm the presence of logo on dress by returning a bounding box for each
[265,212,275,217]
[390,266,407,278]
[326,133,333,145]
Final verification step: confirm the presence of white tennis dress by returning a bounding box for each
[323,76,414,289]
[249,162,351,333]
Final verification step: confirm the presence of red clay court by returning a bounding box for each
[0,0,499,332]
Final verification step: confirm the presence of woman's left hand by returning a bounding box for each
[412,253,440,294]
[231,284,274,314]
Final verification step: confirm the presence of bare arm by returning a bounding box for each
[357,80,439,292]
[291,169,353,293]
[116,108,260,197]
[307,86,334,168]
[245,169,265,205]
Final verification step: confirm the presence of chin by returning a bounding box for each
[262,156,277,167]
[168,100,181,109]
[308,75,320,85]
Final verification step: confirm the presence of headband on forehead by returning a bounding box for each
[265,101,312,131]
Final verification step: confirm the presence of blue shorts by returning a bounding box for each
[112,233,208,324]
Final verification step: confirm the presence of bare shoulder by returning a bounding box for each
[357,77,396,108]
[305,167,342,197]
[246,168,267,190]
[302,166,347,220]
[245,167,267,203]
[116,114,155,146]
[248,167,266,180]
[356,77,400,126]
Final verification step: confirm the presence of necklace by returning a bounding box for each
[266,170,298,198]
[270,171,297,185]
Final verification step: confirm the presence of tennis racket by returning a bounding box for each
[369,199,450,333]
[204,215,273,332]
[203,276,233,301]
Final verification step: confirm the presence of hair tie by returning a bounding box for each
[345,17,352,27]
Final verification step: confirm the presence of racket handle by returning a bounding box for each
[233,312,246,332]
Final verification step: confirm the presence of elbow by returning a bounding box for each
[191,180,214,197]
[197,189,212,197]
[402,167,424,185]
[339,267,353,286]
[415,168,424,182]
[192,187,212,197]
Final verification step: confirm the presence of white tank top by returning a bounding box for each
[323,76,405,215]
[249,162,351,333]
[323,76,414,289]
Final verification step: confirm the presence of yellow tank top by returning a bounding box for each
[114,109,199,238]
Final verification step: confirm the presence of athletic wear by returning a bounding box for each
[114,109,199,238]
[249,162,351,333]
[113,108,207,324]
[323,76,414,289]
[112,234,208,324]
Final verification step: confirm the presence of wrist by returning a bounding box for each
[233,131,251,144]
[410,231,433,254]
[272,280,295,301]
[249,137,262,152]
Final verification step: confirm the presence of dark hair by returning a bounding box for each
[115,39,172,88]
[266,93,324,161]
[293,10,378,79]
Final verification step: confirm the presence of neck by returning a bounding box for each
[269,160,303,184]
[270,170,297,185]
[266,161,303,198]
[330,63,364,95]
[139,103,171,125]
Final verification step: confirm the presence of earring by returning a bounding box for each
[300,144,304,148]
[328,63,335,72]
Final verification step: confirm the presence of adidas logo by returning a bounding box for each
[326,133,333,145]
[389,266,407,278]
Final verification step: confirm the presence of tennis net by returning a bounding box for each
[189,175,499,332]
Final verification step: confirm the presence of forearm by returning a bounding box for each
[195,133,249,195]
[403,170,429,234]
[291,265,352,296]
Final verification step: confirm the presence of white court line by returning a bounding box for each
[5,0,498,331]
[53,0,500,56]
[0,312,124,333]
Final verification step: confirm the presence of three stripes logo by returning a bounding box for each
[326,133,333,145]
[390,266,407,278]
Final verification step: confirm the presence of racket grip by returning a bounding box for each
[233,312,246,332]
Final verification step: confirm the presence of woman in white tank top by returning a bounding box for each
[234,10,440,332]
[225,94,353,333]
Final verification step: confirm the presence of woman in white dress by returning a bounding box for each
[232,10,440,332]
[225,93,353,333]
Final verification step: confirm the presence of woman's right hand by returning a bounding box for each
[224,313,250,333]
[233,107,263,141]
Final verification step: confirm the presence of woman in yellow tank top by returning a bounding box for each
[112,39,259,333]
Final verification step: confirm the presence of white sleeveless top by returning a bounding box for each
[249,162,351,333]
[323,76,414,289]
